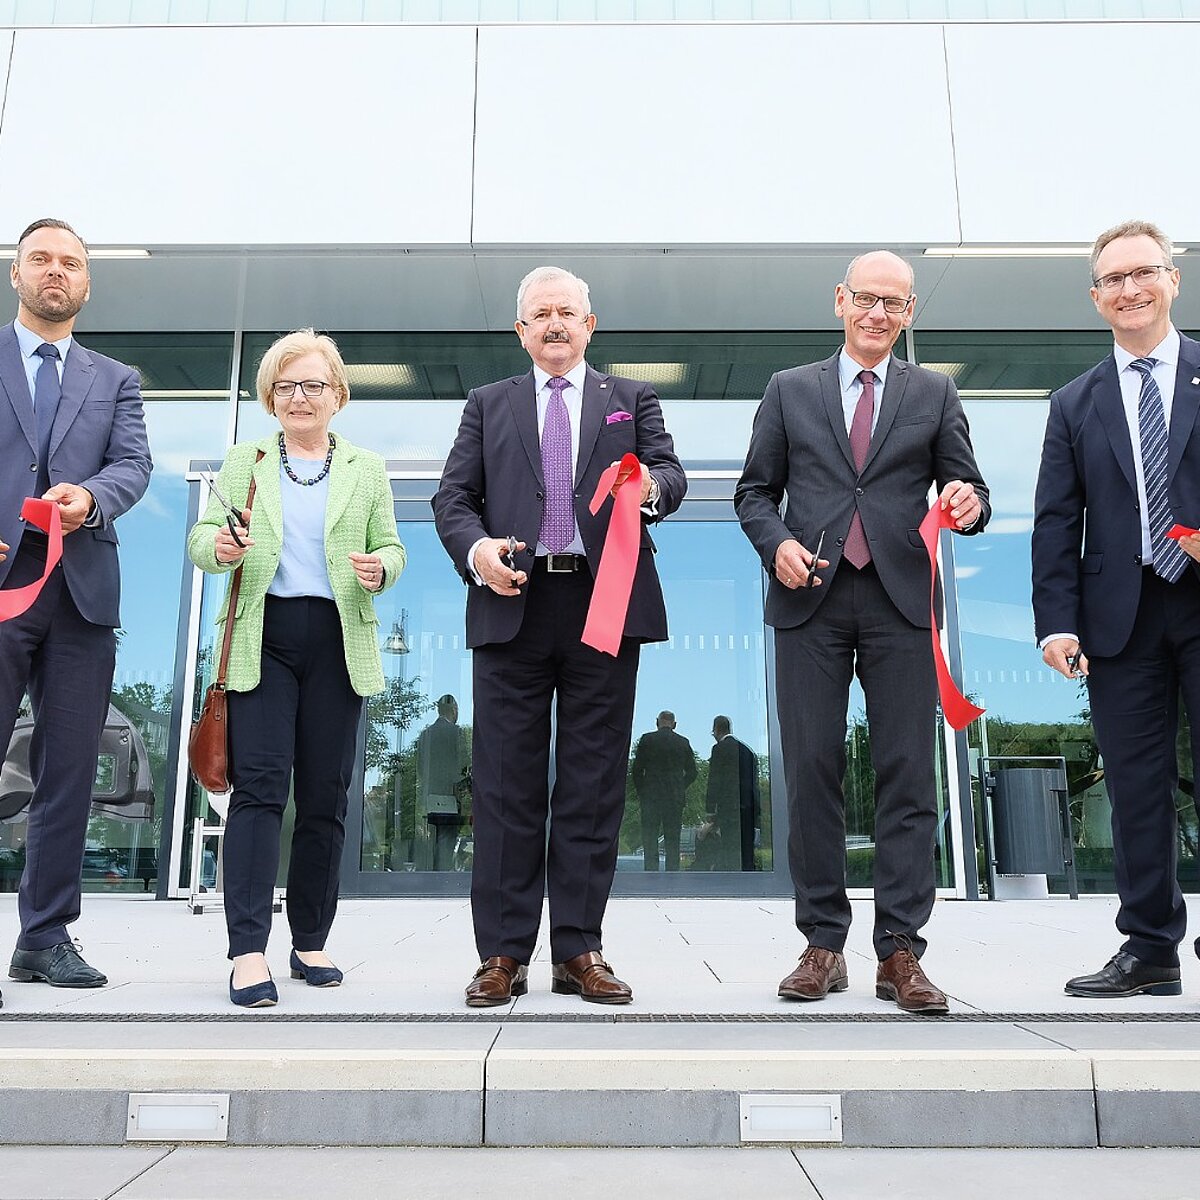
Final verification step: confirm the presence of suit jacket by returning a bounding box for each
[707,735,760,826]
[631,727,697,807]
[1032,332,1200,659]
[187,433,407,696]
[432,365,687,649]
[734,351,990,630]
[0,321,152,627]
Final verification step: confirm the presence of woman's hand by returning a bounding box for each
[214,509,253,565]
[350,552,384,592]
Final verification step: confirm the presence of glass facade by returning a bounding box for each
[13,322,1198,904]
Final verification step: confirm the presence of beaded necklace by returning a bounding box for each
[279,431,335,486]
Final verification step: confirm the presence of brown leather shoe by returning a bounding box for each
[778,947,848,1001]
[465,956,528,1007]
[550,951,632,1005]
[876,946,949,1014]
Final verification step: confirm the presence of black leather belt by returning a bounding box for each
[537,553,587,573]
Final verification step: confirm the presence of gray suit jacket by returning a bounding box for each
[0,322,152,627]
[734,350,989,630]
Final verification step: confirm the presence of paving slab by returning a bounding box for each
[0,1147,168,1200]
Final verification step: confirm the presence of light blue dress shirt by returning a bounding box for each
[837,348,891,436]
[14,318,71,400]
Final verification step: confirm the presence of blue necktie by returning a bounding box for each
[33,342,62,500]
[539,376,574,554]
[1130,357,1189,583]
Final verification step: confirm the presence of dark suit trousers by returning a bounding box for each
[1087,569,1200,968]
[640,787,684,871]
[224,596,362,958]
[0,536,115,950]
[470,565,640,964]
[775,562,938,961]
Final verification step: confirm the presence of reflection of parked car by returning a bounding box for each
[81,848,127,882]
[0,845,23,893]
[0,704,155,821]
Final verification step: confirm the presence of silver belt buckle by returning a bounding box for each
[545,554,575,573]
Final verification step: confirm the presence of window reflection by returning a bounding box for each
[620,522,772,873]
[362,523,474,874]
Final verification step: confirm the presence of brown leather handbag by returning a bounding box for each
[187,459,261,794]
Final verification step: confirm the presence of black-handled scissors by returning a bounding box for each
[200,470,246,549]
[805,530,826,589]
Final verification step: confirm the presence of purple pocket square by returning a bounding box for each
[605,411,633,425]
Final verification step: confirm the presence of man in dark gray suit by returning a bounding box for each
[0,219,151,998]
[735,251,988,1013]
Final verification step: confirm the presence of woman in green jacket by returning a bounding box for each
[188,329,405,1008]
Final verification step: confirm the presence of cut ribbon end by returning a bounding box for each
[582,453,644,656]
[919,502,986,732]
[0,498,64,624]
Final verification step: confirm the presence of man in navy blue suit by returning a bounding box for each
[1033,219,1200,999]
[0,219,152,999]
[434,266,685,1007]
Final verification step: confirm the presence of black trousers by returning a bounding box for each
[640,788,684,871]
[775,562,938,961]
[1087,568,1200,968]
[0,536,114,950]
[470,565,640,964]
[224,596,362,959]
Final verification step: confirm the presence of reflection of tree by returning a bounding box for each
[363,676,432,867]
[365,675,430,776]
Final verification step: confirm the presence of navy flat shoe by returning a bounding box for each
[290,949,343,988]
[228,969,278,1008]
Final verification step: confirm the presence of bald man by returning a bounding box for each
[735,250,989,1013]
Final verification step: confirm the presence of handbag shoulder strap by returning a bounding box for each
[213,449,266,690]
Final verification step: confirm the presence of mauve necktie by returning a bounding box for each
[1130,357,1189,583]
[34,343,62,500]
[842,369,875,569]
[539,376,574,554]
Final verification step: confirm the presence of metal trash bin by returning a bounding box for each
[991,767,1063,875]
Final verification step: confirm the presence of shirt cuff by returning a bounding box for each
[640,473,661,518]
[83,500,103,529]
[1038,633,1078,651]
[466,537,489,586]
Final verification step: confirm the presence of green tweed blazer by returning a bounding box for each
[187,432,406,697]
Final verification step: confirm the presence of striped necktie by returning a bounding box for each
[539,376,574,554]
[1130,357,1188,583]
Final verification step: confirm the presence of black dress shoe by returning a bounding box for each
[229,970,278,1009]
[9,942,107,988]
[1065,951,1181,998]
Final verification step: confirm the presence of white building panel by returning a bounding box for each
[473,23,961,246]
[948,22,1200,245]
[0,25,476,246]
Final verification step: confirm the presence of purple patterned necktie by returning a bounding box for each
[539,376,574,553]
[842,369,875,569]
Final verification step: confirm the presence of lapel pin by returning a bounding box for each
[1192,377,1199,386]
[600,383,608,389]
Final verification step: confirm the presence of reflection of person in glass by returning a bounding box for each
[416,694,468,871]
[736,250,989,1014]
[705,716,760,872]
[1034,220,1200,1001]
[631,711,696,871]
[433,266,686,1007]
[188,330,406,1008]
[0,219,152,998]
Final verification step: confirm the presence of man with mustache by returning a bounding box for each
[1034,220,1200,1000]
[0,219,152,1001]
[434,266,685,1006]
[736,250,988,1013]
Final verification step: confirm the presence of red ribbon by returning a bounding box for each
[582,453,643,657]
[918,500,985,731]
[0,499,63,623]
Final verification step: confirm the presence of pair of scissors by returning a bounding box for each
[805,531,826,589]
[200,470,247,548]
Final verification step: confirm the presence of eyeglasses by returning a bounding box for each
[518,310,591,329]
[273,379,334,400]
[1092,264,1173,293]
[842,286,913,315]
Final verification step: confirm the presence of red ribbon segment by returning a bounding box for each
[582,453,643,657]
[0,499,63,623]
[918,501,985,731]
